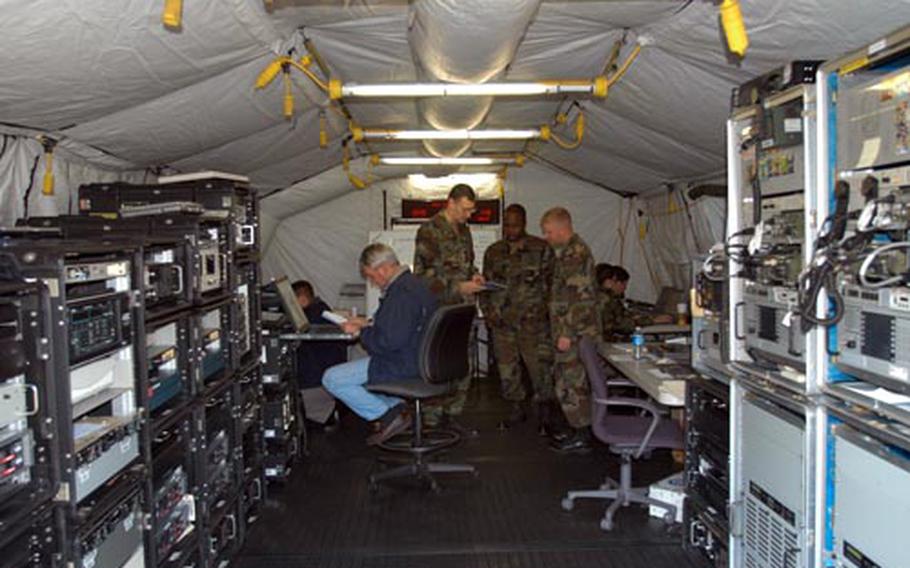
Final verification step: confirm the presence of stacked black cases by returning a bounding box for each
[683,377,730,567]
[260,321,303,484]
[0,505,60,567]
[236,364,264,533]
[195,381,241,567]
[76,178,263,567]
[0,243,146,492]
[70,474,146,568]
[147,407,200,568]
[0,276,61,566]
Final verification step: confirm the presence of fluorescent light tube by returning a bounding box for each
[360,128,542,141]
[330,78,607,99]
[378,156,517,166]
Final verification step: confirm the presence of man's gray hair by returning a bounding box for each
[359,243,400,269]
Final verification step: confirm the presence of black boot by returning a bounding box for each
[497,401,527,430]
[545,401,572,441]
[549,427,592,454]
[536,400,557,437]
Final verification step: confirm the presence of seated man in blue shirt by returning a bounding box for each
[322,243,438,446]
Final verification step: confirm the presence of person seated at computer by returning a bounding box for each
[322,243,438,446]
[293,280,346,428]
[598,264,673,340]
[293,280,333,325]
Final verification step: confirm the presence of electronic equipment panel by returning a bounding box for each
[692,253,729,377]
[73,482,144,568]
[199,385,236,514]
[198,302,231,387]
[0,506,59,568]
[0,280,57,531]
[831,424,910,568]
[684,377,730,567]
[728,63,816,387]
[740,394,805,568]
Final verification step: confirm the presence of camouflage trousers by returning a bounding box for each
[553,338,592,429]
[491,326,554,403]
[423,374,472,425]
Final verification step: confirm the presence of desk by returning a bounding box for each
[280,325,356,342]
[640,323,691,336]
[597,342,695,407]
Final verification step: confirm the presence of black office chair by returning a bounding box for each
[366,304,478,491]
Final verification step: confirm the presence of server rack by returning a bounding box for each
[726,62,827,568]
[812,25,910,567]
[683,377,730,567]
[0,277,60,544]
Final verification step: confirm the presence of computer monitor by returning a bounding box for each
[274,276,309,332]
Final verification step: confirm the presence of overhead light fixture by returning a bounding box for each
[353,127,548,142]
[329,78,608,100]
[377,156,522,166]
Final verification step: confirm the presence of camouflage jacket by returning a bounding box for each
[480,233,555,330]
[414,211,478,305]
[600,288,654,339]
[549,233,599,339]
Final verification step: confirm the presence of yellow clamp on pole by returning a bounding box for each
[342,145,369,190]
[539,125,551,142]
[514,154,526,167]
[574,113,585,142]
[349,124,364,143]
[282,65,294,119]
[255,58,286,90]
[328,79,343,100]
[319,111,328,148]
[592,76,609,98]
[42,140,56,196]
[162,0,183,29]
[719,0,749,58]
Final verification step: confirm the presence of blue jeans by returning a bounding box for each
[321,357,402,421]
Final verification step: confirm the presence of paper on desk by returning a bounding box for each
[321,311,348,326]
[650,369,674,380]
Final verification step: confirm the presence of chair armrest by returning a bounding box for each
[593,396,666,416]
[592,396,669,458]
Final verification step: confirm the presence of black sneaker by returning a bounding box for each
[549,428,592,454]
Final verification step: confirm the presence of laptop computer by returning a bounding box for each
[273,276,354,340]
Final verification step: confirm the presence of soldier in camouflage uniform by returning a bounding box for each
[597,264,673,340]
[480,204,557,433]
[541,207,600,453]
[414,184,486,436]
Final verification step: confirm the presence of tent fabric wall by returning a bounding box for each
[0,135,145,227]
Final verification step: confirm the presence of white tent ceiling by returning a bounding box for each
[3,0,909,212]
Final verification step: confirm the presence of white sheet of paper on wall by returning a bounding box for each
[856,137,881,169]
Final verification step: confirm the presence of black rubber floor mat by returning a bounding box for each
[238,377,703,568]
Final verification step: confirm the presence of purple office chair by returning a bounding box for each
[560,336,684,531]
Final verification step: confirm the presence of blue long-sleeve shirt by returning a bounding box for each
[361,268,438,383]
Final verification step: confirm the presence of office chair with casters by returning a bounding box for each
[560,336,684,530]
[366,304,478,492]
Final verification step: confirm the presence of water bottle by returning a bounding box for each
[632,327,645,360]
